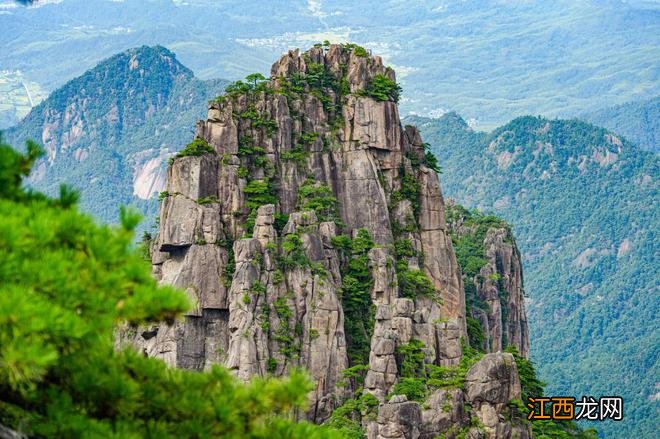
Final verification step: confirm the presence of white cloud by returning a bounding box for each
[235,27,355,51]
[428,107,448,118]
[28,0,64,8]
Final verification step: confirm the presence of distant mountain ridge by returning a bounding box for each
[581,96,659,153]
[4,45,228,228]
[408,112,659,438]
[1,0,659,128]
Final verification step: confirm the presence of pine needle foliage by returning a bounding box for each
[0,138,340,439]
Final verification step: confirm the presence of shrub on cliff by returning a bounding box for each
[0,137,339,438]
[361,74,402,102]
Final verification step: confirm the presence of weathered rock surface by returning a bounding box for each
[121,45,532,437]
[369,353,531,439]
[446,200,530,358]
[465,353,531,439]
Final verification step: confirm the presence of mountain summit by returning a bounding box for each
[4,45,227,225]
[120,44,540,438]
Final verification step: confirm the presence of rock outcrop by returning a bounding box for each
[121,44,533,437]
[445,200,530,358]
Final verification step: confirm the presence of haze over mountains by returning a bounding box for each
[1,0,659,130]
[582,97,659,153]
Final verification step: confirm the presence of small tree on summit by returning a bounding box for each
[246,72,267,88]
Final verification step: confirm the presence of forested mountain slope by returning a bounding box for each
[581,97,659,153]
[408,113,659,438]
[4,45,227,228]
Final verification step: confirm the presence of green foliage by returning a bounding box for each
[234,105,278,136]
[396,339,426,378]
[275,56,348,127]
[197,195,219,205]
[425,342,483,391]
[242,176,277,237]
[398,269,437,300]
[443,202,512,350]
[445,203,510,278]
[330,234,352,253]
[394,238,416,259]
[267,358,278,374]
[237,166,249,178]
[336,229,376,366]
[339,364,369,390]
[340,43,369,58]
[361,74,402,102]
[216,73,270,102]
[274,213,289,234]
[174,136,215,160]
[217,237,236,287]
[0,137,44,200]
[421,142,442,173]
[352,46,369,58]
[466,316,486,352]
[297,179,340,222]
[238,135,265,157]
[4,46,228,239]
[236,135,273,174]
[389,378,428,402]
[280,234,309,270]
[272,296,300,358]
[244,179,278,210]
[326,392,378,439]
[0,140,338,438]
[581,96,659,153]
[531,420,599,439]
[391,172,421,219]
[389,340,483,402]
[140,230,153,261]
[504,346,544,402]
[392,238,438,301]
[280,145,309,166]
[503,347,598,439]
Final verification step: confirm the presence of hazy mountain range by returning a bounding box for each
[582,97,659,153]
[1,0,659,131]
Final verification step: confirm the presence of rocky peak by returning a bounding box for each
[123,44,532,437]
[445,199,530,358]
[270,45,394,92]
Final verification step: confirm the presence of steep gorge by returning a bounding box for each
[123,45,532,438]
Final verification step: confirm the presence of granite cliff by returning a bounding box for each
[122,44,532,438]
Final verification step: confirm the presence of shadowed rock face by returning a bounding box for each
[119,45,531,436]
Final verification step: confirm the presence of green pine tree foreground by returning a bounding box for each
[0,137,339,438]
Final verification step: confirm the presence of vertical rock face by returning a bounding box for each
[122,45,532,436]
[445,201,530,358]
[481,229,529,357]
